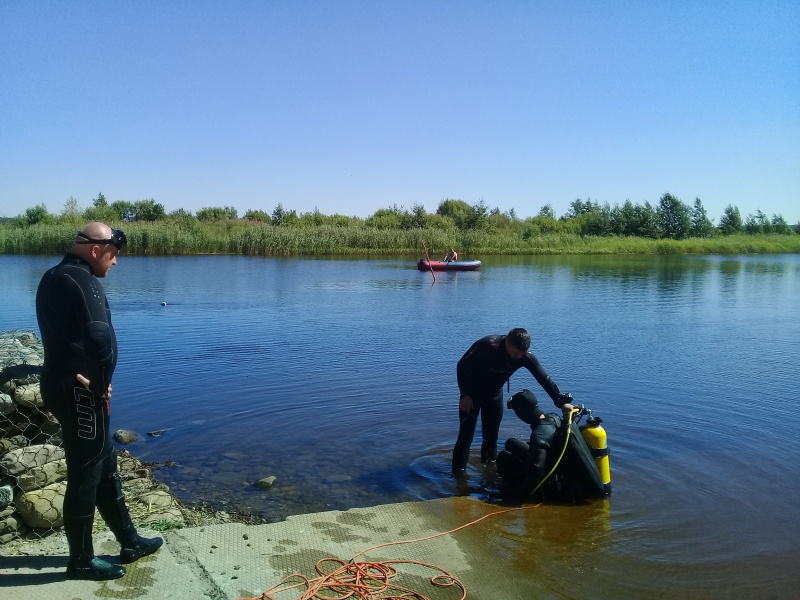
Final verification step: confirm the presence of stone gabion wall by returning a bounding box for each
[0,331,184,545]
[0,331,59,543]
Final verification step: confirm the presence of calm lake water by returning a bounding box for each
[2,253,799,598]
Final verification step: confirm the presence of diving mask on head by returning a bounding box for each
[76,228,127,251]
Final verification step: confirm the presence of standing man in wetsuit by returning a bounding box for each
[452,328,574,476]
[36,222,162,580]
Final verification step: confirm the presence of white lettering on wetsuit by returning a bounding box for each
[74,387,97,440]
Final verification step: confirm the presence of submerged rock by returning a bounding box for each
[114,429,140,445]
[254,476,277,490]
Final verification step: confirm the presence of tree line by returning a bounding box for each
[6,192,798,239]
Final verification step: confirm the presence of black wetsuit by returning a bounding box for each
[36,253,133,560]
[453,335,566,471]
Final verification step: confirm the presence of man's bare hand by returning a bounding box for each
[75,374,112,399]
[459,395,473,413]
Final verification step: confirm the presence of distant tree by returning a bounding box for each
[577,203,612,236]
[771,214,791,234]
[690,197,714,238]
[61,197,83,223]
[167,208,195,223]
[567,198,600,218]
[743,210,772,235]
[271,203,298,226]
[522,214,560,238]
[425,212,457,230]
[743,213,759,234]
[243,209,271,222]
[609,202,636,236]
[399,204,427,229]
[19,204,55,226]
[271,203,287,225]
[436,199,471,224]
[84,205,117,222]
[326,214,357,227]
[657,192,692,239]
[462,199,490,230]
[133,199,166,221]
[224,206,238,220]
[487,209,512,230]
[298,207,325,227]
[366,206,403,229]
[755,209,772,234]
[507,207,518,221]
[111,200,136,222]
[718,205,743,235]
[537,204,555,219]
[83,192,118,222]
[633,202,661,238]
[196,207,230,221]
[294,211,360,227]
[609,200,634,236]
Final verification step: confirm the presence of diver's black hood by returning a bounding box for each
[507,388,544,424]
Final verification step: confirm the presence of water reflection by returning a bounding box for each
[718,259,742,276]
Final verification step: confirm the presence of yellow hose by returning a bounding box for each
[526,407,579,498]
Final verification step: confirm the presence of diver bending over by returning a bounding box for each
[452,328,574,474]
[36,223,162,580]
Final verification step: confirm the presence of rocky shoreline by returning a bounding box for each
[0,330,257,552]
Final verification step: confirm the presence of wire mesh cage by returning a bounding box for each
[0,331,188,547]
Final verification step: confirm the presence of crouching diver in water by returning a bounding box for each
[497,389,610,502]
[36,223,162,580]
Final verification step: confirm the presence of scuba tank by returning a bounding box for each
[580,416,611,495]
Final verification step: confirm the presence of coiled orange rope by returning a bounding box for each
[238,504,536,600]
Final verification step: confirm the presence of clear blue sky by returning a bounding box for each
[2,1,798,223]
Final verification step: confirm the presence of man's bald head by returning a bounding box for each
[72,222,119,277]
[74,222,113,246]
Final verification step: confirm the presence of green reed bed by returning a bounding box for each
[1,221,798,256]
[0,223,78,255]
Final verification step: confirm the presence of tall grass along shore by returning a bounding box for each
[1,221,799,256]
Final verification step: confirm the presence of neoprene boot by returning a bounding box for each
[96,471,163,564]
[117,524,164,564]
[64,515,126,580]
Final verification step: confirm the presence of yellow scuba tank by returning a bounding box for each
[580,416,611,495]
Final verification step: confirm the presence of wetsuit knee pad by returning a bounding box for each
[505,437,530,457]
[496,451,525,482]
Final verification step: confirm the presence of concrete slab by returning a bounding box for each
[0,527,210,599]
[2,497,550,600]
